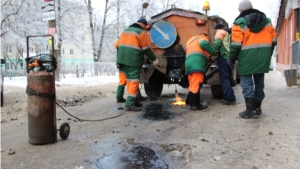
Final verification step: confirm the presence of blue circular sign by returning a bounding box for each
[150,20,177,49]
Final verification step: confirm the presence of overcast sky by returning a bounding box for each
[91,0,280,26]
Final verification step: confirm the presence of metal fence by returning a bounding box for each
[0,61,118,78]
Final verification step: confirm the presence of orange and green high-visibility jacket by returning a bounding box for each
[115,23,156,68]
[185,34,216,75]
[213,29,230,59]
[228,9,277,75]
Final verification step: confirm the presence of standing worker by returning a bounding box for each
[185,33,216,110]
[114,42,148,103]
[115,18,159,111]
[213,24,236,105]
[228,0,277,118]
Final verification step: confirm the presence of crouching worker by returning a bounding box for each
[115,18,159,111]
[185,33,216,110]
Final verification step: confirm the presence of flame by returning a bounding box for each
[172,94,186,106]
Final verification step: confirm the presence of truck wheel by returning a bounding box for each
[144,70,164,98]
[211,85,224,99]
[144,82,163,97]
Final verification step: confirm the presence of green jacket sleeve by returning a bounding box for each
[143,47,156,61]
[200,40,216,55]
[228,44,241,60]
[213,39,222,51]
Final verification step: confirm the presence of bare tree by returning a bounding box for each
[96,0,110,62]
[85,0,97,61]
[1,0,47,74]
[1,0,25,37]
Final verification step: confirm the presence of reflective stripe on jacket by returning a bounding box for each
[185,34,216,75]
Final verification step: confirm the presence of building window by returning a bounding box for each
[70,49,74,55]
[81,23,85,30]
[6,45,12,53]
[62,48,65,55]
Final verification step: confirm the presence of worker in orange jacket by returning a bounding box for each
[228,0,277,118]
[185,33,216,110]
[115,18,158,111]
[114,42,148,104]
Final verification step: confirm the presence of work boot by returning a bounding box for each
[134,97,143,107]
[116,85,126,103]
[219,99,226,103]
[222,100,236,105]
[239,98,258,119]
[135,101,143,107]
[188,92,194,110]
[116,98,126,103]
[185,93,190,105]
[125,105,142,111]
[190,92,207,110]
[137,89,148,102]
[138,96,148,102]
[255,101,262,115]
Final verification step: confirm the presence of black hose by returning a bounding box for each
[56,85,143,122]
[25,54,57,73]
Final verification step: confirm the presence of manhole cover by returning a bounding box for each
[95,145,168,169]
[143,103,174,121]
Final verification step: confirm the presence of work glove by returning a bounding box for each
[152,59,159,66]
[116,64,123,69]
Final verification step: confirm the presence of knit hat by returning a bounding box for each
[238,0,253,11]
[214,23,225,30]
[137,18,148,25]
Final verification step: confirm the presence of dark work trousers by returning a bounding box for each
[218,57,236,102]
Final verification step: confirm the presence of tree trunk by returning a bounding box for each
[86,0,97,62]
[55,0,62,82]
[117,0,120,36]
[97,0,109,62]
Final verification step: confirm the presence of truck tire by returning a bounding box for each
[144,83,163,97]
[211,85,224,99]
[144,69,163,98]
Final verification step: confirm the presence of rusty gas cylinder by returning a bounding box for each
[27,70,56,145]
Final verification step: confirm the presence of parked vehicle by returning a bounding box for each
[140,6,237,99]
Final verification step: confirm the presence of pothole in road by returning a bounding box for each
[95,145,168,169]
[142,103,174,121]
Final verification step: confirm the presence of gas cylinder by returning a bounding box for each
[27,70,56,145]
